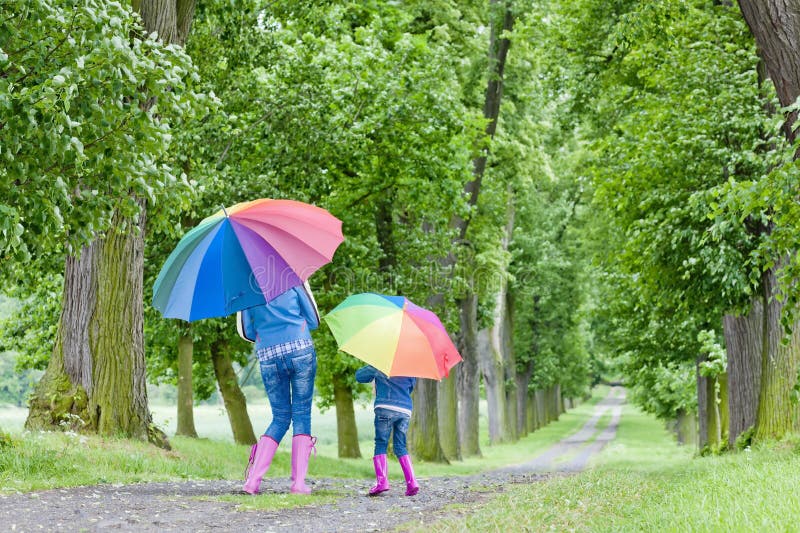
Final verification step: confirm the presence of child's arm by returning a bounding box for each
[355,365,376,383]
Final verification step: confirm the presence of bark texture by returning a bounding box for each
[754,266,800,440]
[515,362,534,436]
[456,293,482,457]
[409,380,447,462]
[27,212,159,444]
[176,329,198,438]
[723,302,763,445]
[737,0,800,139]
[333,373,361,458]
[438,370,461,461]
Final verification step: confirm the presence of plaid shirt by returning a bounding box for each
[256,338,314,362]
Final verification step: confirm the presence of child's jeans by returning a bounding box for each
[258,343,317,443]
[373,407,410,457]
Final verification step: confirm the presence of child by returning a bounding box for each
[355,364,419,496]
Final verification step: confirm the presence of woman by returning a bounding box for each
[240,283,319,495]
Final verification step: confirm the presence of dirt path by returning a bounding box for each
[0,388,625,532]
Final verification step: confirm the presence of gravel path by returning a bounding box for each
[1,388,624,532]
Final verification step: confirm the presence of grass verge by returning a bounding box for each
[423,401,800,532]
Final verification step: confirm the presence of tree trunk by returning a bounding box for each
[737,0,800,140]
[515,363,533,437]
[502,263,518,442]
[26,0,198,448]
[735,2,800,443]
[333,372,361,458]
[409,379,447,462]
[555,384,563,416]
[723,301,763,446]
[26,212,165,446]
[456,293,482,457]
[438,370,461,461]
[211,340,256,445]
[671,408,697,445]
[754,266,800,440]
[527,389,538,432]
[697,357,708,448]
[712,377,722,445]
[719,373,729,441]
[478,327,506,444]
[176,328,198,437]
[536,389,547,426]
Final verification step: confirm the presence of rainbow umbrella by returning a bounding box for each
[153,199,343,322]
[323,293,462,380]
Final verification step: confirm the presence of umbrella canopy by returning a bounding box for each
[153,199,343,321]
[324,293,462,380]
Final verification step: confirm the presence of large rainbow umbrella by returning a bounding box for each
[153,199,343,322]
[324,293,462,380]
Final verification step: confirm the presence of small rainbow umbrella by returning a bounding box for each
[323,293,462,380]
[153,199,343,322]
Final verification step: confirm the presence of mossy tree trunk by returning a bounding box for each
[438,369,461,461]
[409,379,447,462]
[736,0,800,443]
[754,266,800,441]
[697,356,717,448]
[176,327,197,438]
[211,340,256,445]
[26,0,197,449]
[26,213,161,445]
[718,372,729,441]
[456,293,481,457]
[333,372,361,458]
[723,301,763,446]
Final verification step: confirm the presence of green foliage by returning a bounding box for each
[143,0,488,407]
[698,329,727,380]
[545,0,777,419]
[0,0,204,268]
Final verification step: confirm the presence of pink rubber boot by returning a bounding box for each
[368,454,390,496]
[290,434,316,494]
[398,454,419,496]
[243,435,279,494]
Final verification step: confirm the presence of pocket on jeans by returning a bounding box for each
[260,361,279,390]
[291,351,316,376]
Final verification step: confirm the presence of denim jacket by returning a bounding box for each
[355,365,415,414]
[241,286,319,350]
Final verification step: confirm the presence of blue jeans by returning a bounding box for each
[258,344,317,443]
[373,407,410,457]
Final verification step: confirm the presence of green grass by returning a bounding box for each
[423,401,800,532]
[0,389,606,493]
